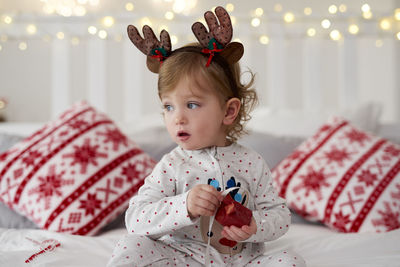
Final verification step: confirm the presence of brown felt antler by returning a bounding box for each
[191,6,243,65]
[127,25,171,73]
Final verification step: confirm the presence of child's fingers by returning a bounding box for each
[201,185,223,201]
[223,226,249,241]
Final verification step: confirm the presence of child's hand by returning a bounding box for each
[187,184,223,218]
[221,217,257,241]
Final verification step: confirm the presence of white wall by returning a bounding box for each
[0,0,399,124]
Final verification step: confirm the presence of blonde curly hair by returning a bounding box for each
[158,45,258,142]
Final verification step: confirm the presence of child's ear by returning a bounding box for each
[223,98,241,125]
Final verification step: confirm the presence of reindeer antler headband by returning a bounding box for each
[127,6,244,73]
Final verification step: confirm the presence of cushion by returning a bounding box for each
[272,116,400,233]
[0,101,156,235]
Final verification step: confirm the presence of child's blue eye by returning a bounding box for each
[187,102,199,109]
[164,105,173,112]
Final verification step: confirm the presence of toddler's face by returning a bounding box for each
[160,75,228,150]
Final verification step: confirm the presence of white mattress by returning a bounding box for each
[1,224,399,267]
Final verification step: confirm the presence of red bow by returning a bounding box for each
[202,42,223,67]
[151,49,166,66]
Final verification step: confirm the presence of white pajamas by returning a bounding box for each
[107,143,306,267]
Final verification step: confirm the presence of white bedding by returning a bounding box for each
[1,224,399,267]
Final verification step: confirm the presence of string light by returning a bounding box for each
[3,15,13,24]
[330,30,342,41]
[395,9,400,21]
[348,24,359,35]
[226,3,234,12]
[304,7,312,16]
[328,5,338,14]
[26,24,37,35]
[307,28,316,37]
[396,32,400,40]
[102,16,115,28]
[88,26,97,35]
[255,8,264,17]
[379,18,391,31]
[56,32,65,39]
[165,11,174,20]
[71,37,80,45]
[230,16,237,25]
[321,19,331,29]
[339,4,347,13]
[98,30,107,39]
[361,4,371,13]
[251,17,261,27]
[0,44,2,52]
[125,3,134,12]
[259,35,269,45]
[19,42,27,50]
[284,12,295,23]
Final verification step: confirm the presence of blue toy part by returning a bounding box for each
[207,178,221,191]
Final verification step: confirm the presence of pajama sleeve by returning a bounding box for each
[244,156,291,243]
[125,155,194,239]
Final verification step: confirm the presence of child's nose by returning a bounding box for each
[175,112,186,125]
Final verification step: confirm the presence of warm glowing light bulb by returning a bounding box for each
[395,9,400,21]
[88,26,97,35]
[379,18,391,30]
[56,32,65,39]
[251,17,261,27]
[330,30,341,41]
[259,35,269,45]
[284,12,295,23]
[26,24,37,35]
[19,42,27,50]
[255,8,264,17]
[307,28,316,37]
[226,3,234,12]
[328,5,338,14]
[361,4,371,13]
[0,45,2,52]
[339,4,347,13]
[98,30,107,39]
[173,0,186,13]
[396,32,400,40]
[363,11,373,19]
[165,11,174,20]
[125,3,134,12]
[3,16,12,24]
[102,16,115,28]
[304,7,312,16]
[321,19,331,29]
[348,24,359,34]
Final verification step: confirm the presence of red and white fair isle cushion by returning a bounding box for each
[272,116,400,233]
[0,101,156,235]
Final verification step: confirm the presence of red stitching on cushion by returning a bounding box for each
[43,148,143,230]
[12,120,112,205]
[323,139,387,225]
[349,158,400,232]
[0,107,92,182]
[279,121,348,198]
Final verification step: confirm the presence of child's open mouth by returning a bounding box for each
[177,131,190,141]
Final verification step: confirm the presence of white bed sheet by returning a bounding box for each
[1,224,399,267]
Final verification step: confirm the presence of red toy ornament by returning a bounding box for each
[215,194,252,228]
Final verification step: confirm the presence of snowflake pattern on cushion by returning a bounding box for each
[272,116,400,233]
[0,101,156,235]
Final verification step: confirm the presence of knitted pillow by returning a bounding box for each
[272,116,400,233]
[0,101,155,235]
